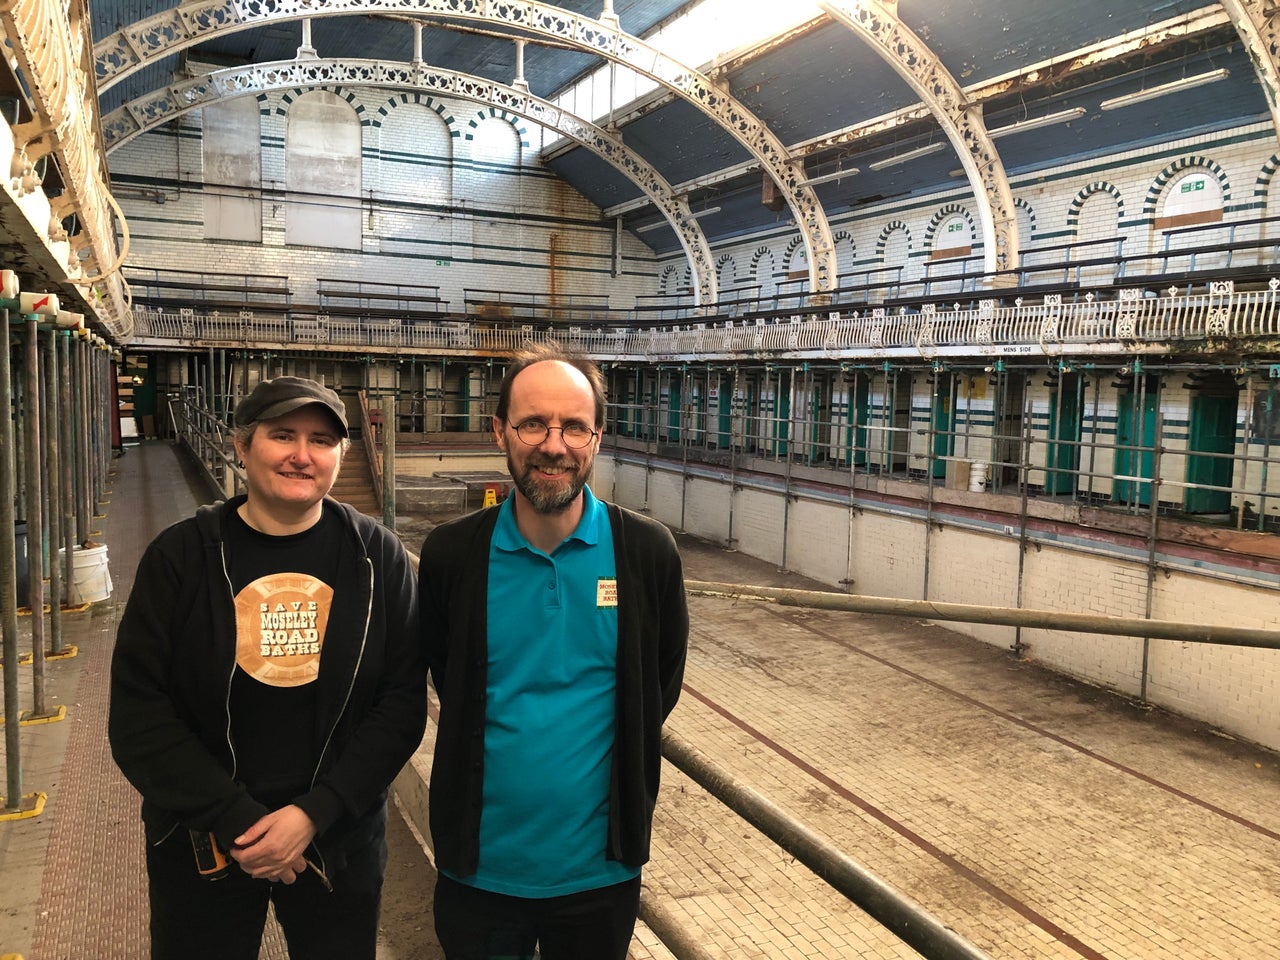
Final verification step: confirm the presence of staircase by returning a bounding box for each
[331,438,381,517]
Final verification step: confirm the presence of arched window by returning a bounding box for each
[1159,168,1224,232]
[379,100,453,204]
[203,97,262,242]
[285,91,361,249]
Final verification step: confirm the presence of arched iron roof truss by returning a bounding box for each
[93,0,838,295]
[818,0,1019,277]
[1221,0,1280,142]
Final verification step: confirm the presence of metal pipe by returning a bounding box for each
[98,345,110,496]
[923,367,937,599]
[24,316,46,713]
[684,580,1280,649]
[1239,374,1256,530]
[844,369,858,592]
[1141,412,1166,702]
[59,333,74,588]
[2,310,23,810]
[1260,377,1275,531]
[779,366,796,571]
[381,393,396,530]
[728,366,743,549]
[44,328,62,652]
[661,730,995,960]
[74,338,89,539]
[1087,371,1101,503]
[678,366,691,533]
[637,888,718,960]
[1013,401,1033,655]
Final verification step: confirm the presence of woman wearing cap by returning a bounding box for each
[109,376,427,960]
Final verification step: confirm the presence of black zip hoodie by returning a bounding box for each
[109,496,426,872]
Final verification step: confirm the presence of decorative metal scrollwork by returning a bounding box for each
[94,0,836,291]
[869,307,886,347]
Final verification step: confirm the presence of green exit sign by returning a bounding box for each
[435,259,451,267]
[1181,179,1206,194]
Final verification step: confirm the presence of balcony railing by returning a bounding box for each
[132,277,1280,362]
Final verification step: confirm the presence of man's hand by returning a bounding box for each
[230,805,317,883]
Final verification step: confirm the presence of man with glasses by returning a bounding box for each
[418,342,688,960]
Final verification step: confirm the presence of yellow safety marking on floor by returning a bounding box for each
[20,704,67,725]
[46,645,78,661]
[60,602,91,613]
[0,791,47,821]
[0,704,67,727]
[0,652,33,667]
[16,605,50,616]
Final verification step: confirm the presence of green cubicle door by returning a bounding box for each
[1113,387,1157,507]
[931,374,955,479]
[1046,375,1082,496]
[1185,391,1237,514]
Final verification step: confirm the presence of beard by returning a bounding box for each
[508,451,592,514]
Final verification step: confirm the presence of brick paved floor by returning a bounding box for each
[6,441,1280,960]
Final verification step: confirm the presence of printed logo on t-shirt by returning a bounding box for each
[234,573,332,687]
[596,578,618,608]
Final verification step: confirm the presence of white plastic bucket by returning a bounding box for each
[968,460,989,492]
[59,544,113,604]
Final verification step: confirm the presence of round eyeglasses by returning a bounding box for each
[512,419,599,448]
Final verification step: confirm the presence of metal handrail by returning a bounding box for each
[356,388,384,513]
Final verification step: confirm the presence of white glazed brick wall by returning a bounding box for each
[729,487,787,565]
[927,525,1022,612]
[1014,546,1151,692]
[1147,574,1280,746]
[778,498,853,586]
[644,466,687,531]
[113,89,654,309]
[848,509,928,601]
[607,457,649,510]
[599,461,1280,751]
[682,475,734,544]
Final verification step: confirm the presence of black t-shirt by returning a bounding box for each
[225,506,343,809]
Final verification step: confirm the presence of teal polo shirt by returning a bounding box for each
[461,486,639,897]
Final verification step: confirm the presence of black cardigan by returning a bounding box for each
[109,496,427,868]
[417,500,688,877]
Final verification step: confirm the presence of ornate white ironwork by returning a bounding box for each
[818,0,1019,276]
[1220,1,1280,149]
[0,0,132,339]
[104,58,719,304]
[93,0,837,292]
[869,307,886,347]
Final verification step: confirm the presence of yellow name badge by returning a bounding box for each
[597,578,618,608]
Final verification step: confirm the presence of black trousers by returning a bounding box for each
[144,814,387,960]
[433,873,642,960]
